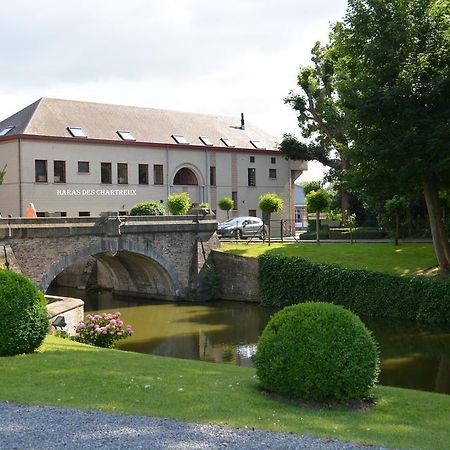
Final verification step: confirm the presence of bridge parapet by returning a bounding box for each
[0,215,217,239]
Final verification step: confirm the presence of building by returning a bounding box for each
[295,184,307,229]
[0,98,307,222]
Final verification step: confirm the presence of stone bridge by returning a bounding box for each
[0,214,219,301]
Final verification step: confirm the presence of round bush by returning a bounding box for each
[129,201,166,216]
[255,302,379,403]
[167,192,191,215]
[0,270,48,356]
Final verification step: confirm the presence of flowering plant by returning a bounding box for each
[74,312,132,348]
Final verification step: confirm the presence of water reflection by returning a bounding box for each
[47,287,450,394]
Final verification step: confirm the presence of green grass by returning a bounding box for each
[221,243,438,277]
[1,336,449,449]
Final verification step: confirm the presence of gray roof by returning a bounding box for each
[0,98,279,150]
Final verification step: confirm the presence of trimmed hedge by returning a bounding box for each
[259,254,450,324]
[0,270,48,356]
[255,303,379,402]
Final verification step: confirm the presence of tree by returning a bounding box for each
[258,193,284,246]
[384,196,409,245]
[332,0,450,272]
[301,180,323,196]
[280,41,352,211]
[167,192,191,215]
[218,196,234,219]
[306,189,331,244]
[343,210,357,244]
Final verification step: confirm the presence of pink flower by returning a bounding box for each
[109,319,117,326]
[117,320,123,327]
[117,332,122,337]
[96,328,102,334]
[102,329,108,334]
[77,322,85,329]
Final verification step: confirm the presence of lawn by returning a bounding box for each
[221,243,438,277]
[1,336,449,450]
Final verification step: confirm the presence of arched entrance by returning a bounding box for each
[173,167,198,185]
[171,165,203,204]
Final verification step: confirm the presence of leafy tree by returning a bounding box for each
[301,180,323,196]
[218,196,234,219]
[280,41,351,211]
[129,201,165,216]
[306,189,331,244]
[384,196,410,245]
[167,192,191,215]
[333,0,450,272]
[258,193,284,246]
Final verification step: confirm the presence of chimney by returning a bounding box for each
[240,113,245,130]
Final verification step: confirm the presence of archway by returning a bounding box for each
[41,237,184,299]
[173,167,198,185]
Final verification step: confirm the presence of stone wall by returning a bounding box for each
[46,295,84,336]
[211,250,259,303]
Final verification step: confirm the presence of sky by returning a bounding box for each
[0,0,348,181]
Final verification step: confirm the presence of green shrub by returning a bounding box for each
[129,201,165,216]
[0,270,48,356]
[167,192,191,215]
[255,303,379,402]
[259,254,450,324]
[218,196,234,217]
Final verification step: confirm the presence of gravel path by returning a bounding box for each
[0,401,385,450]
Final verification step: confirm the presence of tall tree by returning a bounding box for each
[280,42,351,210]
[333,0,450,272]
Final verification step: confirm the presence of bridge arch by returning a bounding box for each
[39,236,184,299]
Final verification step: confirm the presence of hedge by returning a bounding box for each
[258,254,450,324]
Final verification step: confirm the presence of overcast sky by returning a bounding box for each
[0,0,348,181]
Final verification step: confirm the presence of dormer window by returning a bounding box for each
[199,136,213,146]
[67,127,87,138]
[250,140,265,149]
[0,126,14,136]
[172,134,189,144]
[221,138,235,147]
[117,130,135,141]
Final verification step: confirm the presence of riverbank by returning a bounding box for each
[221,242,440,277]
[0,336,449,449]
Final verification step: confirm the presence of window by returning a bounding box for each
[0,126,14,136]
[35,160,47,182]
[54,160,66,183]
[172,134,189,144]
[119,211,127,216]
[60,212,67,217]
[117,163,128,184]
[36,212,47,218]
[79,211,90,217]
[250,140,265,149]
[101,162,112,184]
[248,168,256,186]
[67,127,87,138]
[117,130,135,141]
[139,164,148,184]
[78,161,90,173]
[271,157,276,164]
[232,191,238,210]
[249,209,257,217]
[153,164,163,185]
[269,168,277,179]
[210,166,216,186]
[221,138,235,147]
[249,156,255,163]
[199,136,213,146]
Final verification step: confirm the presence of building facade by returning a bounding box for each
[0,98,307,222]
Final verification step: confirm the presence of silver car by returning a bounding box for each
[217,216,267,239]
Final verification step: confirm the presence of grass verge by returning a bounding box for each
[1,336,449,449]
[221,243,438,277]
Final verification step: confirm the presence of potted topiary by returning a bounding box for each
[129,200,166,216]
